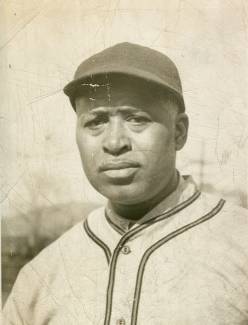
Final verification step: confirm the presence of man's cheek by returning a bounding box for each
[81,150,100,174]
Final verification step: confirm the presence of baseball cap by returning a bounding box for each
[63,42,185,111]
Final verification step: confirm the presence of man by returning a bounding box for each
[3,43,248,324]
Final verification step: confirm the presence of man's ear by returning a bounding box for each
[175,113,189,151]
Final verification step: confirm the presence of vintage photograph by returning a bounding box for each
[1,1,248,324]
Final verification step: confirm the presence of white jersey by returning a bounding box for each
[3,180,248,324]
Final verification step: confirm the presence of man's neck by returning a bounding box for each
[109,171,179,220]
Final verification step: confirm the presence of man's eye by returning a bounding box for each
[126,115,150,124]
[84,119,106,129]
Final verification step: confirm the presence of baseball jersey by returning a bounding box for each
[3,176,248,324]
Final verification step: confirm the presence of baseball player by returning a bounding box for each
[3,43,248,324]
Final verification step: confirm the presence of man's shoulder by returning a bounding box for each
[198,191,248,246]
[199,190,248,219]
[22,206,105,277]
[4,206,106,315]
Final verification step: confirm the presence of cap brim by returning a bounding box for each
[64,65,185,111]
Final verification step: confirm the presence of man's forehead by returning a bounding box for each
[75,102,143,117]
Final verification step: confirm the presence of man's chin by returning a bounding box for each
[96,183,148,205]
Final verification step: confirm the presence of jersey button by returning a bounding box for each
[121,245,131,254]
[116,318,126,325]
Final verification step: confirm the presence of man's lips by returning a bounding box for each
[99,160,141,172]
[99,160,140,181]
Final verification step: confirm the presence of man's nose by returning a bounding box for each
[102,118,131,155]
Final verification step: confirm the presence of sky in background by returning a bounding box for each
[1,0,248,225]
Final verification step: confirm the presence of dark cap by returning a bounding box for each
[63,42,185,111]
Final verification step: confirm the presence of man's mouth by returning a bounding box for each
[99,160,141,171]
[99,160,141,179]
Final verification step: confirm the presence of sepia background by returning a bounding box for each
[1,0,248,305]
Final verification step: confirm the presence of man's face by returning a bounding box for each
[75,77,188,205]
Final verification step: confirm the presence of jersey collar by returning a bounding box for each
[105,174,198,233]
